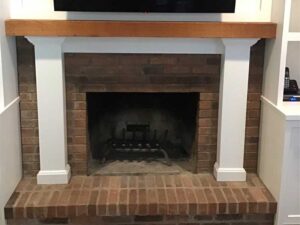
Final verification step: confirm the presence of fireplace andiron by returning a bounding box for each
[102,124,172,166]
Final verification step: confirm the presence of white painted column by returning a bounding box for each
[27,37,70,184]
[214,38,259,181]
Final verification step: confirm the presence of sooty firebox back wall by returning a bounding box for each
[87,93,198,161]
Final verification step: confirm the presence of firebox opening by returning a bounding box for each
[87,92,199,175]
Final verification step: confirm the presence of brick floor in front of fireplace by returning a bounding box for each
[5,173,277,224]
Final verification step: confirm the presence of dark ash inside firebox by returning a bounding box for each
[87,92,198,175]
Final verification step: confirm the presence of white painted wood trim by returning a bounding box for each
[213,163,246,181]
[259,96,300,225]
[25,36,259,183]
[262,96,300,120]
[37,164,71,185]
[287,32,300,42]
[26,37,70,184]
[63,37,224,54]
[214,38,259,182]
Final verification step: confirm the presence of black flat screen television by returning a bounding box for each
[54,0,236,13]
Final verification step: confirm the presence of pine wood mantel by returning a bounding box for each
[5,20,276,38]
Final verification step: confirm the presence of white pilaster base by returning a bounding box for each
[214,163,246,182]
[37,164,71,185]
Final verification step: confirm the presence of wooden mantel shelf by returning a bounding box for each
[5,19,276,38]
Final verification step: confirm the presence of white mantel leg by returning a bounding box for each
[26,37,70,184]
[214,38,259,182]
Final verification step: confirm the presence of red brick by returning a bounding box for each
[198,119,218,127]
[185,189,197,215]
[155,176,165,188]
[164,175,175,188]
[194,189,208,215]
[129,176,137,189]
[137,176,146,189]
[128,189,138,215]
[181,176,193,188]
[20,111,38,120]
[68,190,80,217]
[138,189,148,215]
[204,189,217,214]
[56,191,72,218]
[107,189,119,216]
[166,189,177,215]
[200,93,219,101]
[157,189,167,214]
[20,102,37,110]
[109,176,121,189]
[242,188,257,213]
[222,188,238,214]
[26,192,42,218]
[174,176,183,188]
[150,56,177,65]
[199,101,218,110]
[119,189,128,216]
[97,190,108,216]
[176,189,188,215]
[100,176,110,189]
[147,189,158,215]
[145,175,156,188]
[47,191,60,218]
[231,189,247,214]
[87,190,98,216]
[213,189,227,214]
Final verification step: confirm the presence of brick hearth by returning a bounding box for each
[5,174,276,221]
[17,37,264,177]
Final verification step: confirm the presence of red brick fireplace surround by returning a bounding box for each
[5,20,277,184]
[18,38,264,177]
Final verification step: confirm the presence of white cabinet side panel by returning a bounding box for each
[258,98,285,200]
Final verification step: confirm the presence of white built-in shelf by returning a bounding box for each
[260,1,300,224]
[285,42,300,105]
[289,0,300,33]
[279,102,300,120]
[281,0,300,106]
[287,32,300,42]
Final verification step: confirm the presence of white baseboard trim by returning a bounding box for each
[214,163,246,181]
[37,164,71,184]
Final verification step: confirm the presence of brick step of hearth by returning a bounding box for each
[5,173,277,220]
[7,214,276,225]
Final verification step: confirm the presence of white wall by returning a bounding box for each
[0,99,22,225]
[10,0,272,22]
[0,0,22,224]
[0,0,18,107]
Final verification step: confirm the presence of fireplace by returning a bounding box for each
[17,36,264,184]
[87,92,199,175]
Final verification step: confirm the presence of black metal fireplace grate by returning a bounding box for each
[102,124,173,166]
